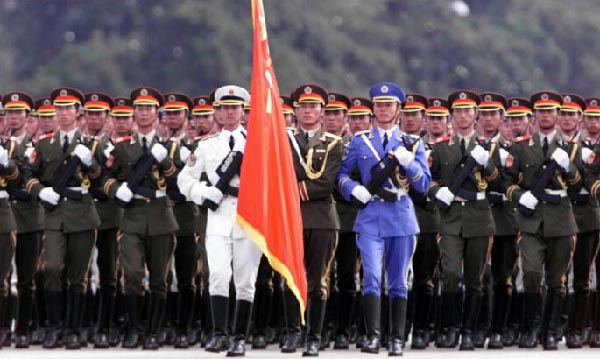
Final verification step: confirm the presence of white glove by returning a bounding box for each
[0,146,7,167]
[74,144,93,166]
[39,187,60,205]
[470,145,489,166]
[179,146,191,163]
[394,146,414,167]
[203,186,223,204]
[232,134,246,153]
[551,147,570,171]
[151,143,168,162]
[351,185,372,204]
[435,186,455,205]
[582,147,593,164]
[116,182,133,203]
[499,148,509,167]
[519,190,539,210]
[189,182,207,205]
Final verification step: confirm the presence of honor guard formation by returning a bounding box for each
[1,83,600,357]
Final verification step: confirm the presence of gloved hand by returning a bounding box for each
[582,147,593,164]
[394,146,414,167]
[39,187,60,205]
[179,146,191,163]
[151,143,168,162]
[499,148,509,167]
[351,185,372,204]
[551,147,570,171]
[203,186,223,204]
[74,144,93,166]
[435,186,455,205]
[116,182,133,203]
[0,146,7,167]
[470,145,489,166]
[189,182,207,205]
[519,190,538,210]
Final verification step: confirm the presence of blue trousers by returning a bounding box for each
[357,234,415,298]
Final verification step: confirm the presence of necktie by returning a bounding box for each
[304,131,309,143]
[142,137,148,153]
[543,136,549,157]
[62,135,69,154]
[460,138,466,156]
[383,133,389,149]
[229,135,235,150]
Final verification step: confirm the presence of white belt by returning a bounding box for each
[371,187,408,201]
[544,189,567,197]
[133,190,166,200]
[489,191,508,202]
[0,191,8,199]
[454,191,486,202]
[67,187,89,194]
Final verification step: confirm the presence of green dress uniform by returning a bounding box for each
[23,128,101,349]
[503,130,580,349]
[427,132,499,349]
[282,126,342,355]
[100,131,179,348]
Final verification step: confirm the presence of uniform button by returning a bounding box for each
[542,165,547,169]
[461,202,465,207]
[380,199,384,202]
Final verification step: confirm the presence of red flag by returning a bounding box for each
[236,0,307,323]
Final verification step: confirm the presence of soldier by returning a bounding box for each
[22,88,101,349]
[281,95,296,128]
[111,97,134,139]
[36,98,58,135]
[337,82,430,356]
[1,92,45,348]
[279,84,342,357]
[557,94,600,349]
[178,85,263,356]
[25,110,39,138]
[408,97,448,349]
[503,91,580,350]
[428,90,499,350]
[100,87,179,350]
[161,92,201,348]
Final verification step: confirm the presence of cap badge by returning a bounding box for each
[433,100,441,106]
[228,88,235,95]
[117,99,125,106]
[199,99,206,105]
[60,89,67,96]
[11,94,18,101]
[512,100,519,106]
[140,88,148,96]
[168,95,175,102]
[563,95,571,103]
[459,92,467,100]
[43,99,51,106]
[304,86,312,94]
[91,94,99,101]
[354,99,361,106]
[380,85,388,94]
[406,95,414,102]
[591,100,598,107]
[541,93,549,101]
[484,94,492,102]
[328,94,335,102]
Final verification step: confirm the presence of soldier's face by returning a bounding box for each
[323,109,346,134]
[534,108,558,131]
[558,110,580,133]
[5,109,27,132]
[85,110,108,133]
[426,115,447,137]
[509,115,529,137]
[113,116,133,135]
[284,114,295,128]
[133,104,158,128]
[55,104,78,130]
[584,115,600,136]
[499,119,513,140]
[348,115,371,134]
[25,115,39,137]
[478,110,503,133]
[400,111,424,134]
[193,114,215,134]
[296,102,324,129]
[451,107,477,131]
[219,104,244,130]
[165,109,187,130]
[373,101,399,124]
[39,115,57,133]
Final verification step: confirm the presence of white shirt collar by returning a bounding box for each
[457,130,475,144]
[540,130,557,144]
[59,128,77,143]
[377,127,396,140]
[220,125,246,138]
[15,131,27,145]
[137,130,156,144]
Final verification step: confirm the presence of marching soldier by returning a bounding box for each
[100,87,179,350]
[337,82,431,356]
[111,97,134,139]
[282,95,296,128]
[558,94,600,348]
[22,88,101,349]
[281,84,343,357]
[36,98,58,135]
[503,91,580,350]
[2,92,45,348]
[428,90,499,350]
[178,85,263,356]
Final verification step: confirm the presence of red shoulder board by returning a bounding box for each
[433,135,451,144]
[114,136,131,144]
[513,135,531,143]
[37,133,54,141]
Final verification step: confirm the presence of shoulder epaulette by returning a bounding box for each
[433,135,451,144]
[200,133,218,142]
[323,132,342,141]
[354,130,370,137]
[513,135,531,143]
[114,136,132,144]
[38,133,54,141]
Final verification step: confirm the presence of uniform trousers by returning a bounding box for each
[174,235,198,294]
[0,232,15,297]
[96,228,118,295]
[412,233,440,293]
[438,234,492,292]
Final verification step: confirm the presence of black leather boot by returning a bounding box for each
[281,289,301,353]
[334,293,355,349]
[94,292,115,348]
[251,287,272,349]
[519,292,541,348]
[205,295,230,352]
[438,292,461,348]
[460,291,482,351]
[227,300,253,356]
[174,291,194,349]
[15,293,33,348]
[566,290,587,349]
[361,294,381,354]
[388,297,407,356]
[143,293,165,350]
[488,289,510,349]
[42,291,64,349]
[65,292,85,349]
[122,295,143,349]
[303,298,326,357]
[411,289,432,350]
[543,291,563,351]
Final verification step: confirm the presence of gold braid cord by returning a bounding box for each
[304,138,340,180]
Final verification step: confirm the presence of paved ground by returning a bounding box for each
[1,344,600,358]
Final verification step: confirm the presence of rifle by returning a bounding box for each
[41,152,84,211]
[204,150,243,210]
[351,153,400,209]
[116,152,158,208]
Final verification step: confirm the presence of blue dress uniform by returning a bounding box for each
[337,82,431,355]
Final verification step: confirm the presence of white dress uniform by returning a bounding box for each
[178,125,262,301]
